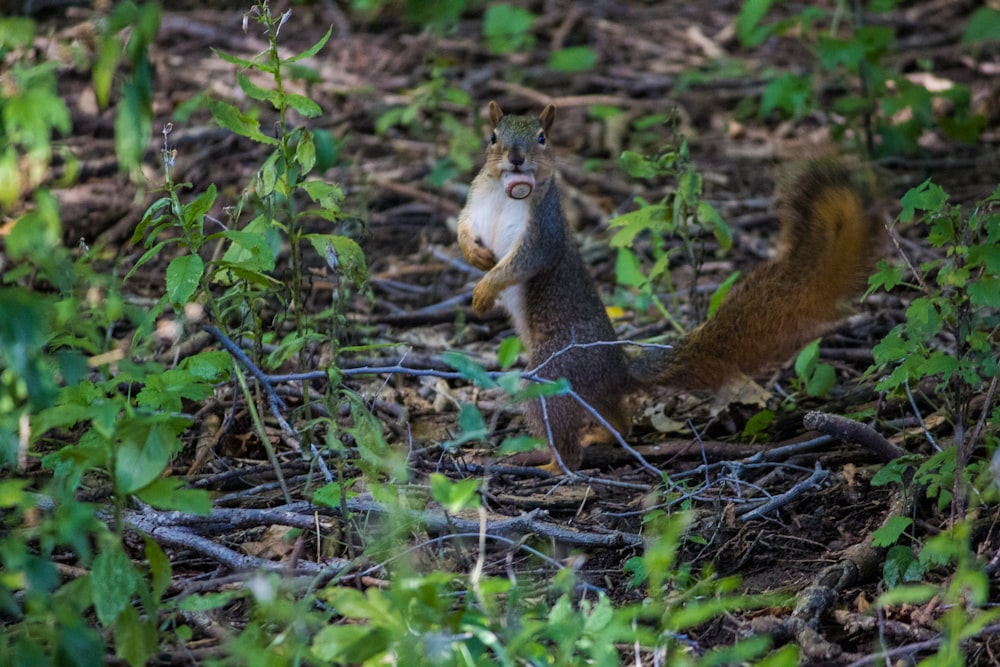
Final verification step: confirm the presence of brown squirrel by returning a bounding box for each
[457,101,881,471]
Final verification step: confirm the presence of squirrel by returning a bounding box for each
[456,101,881,471]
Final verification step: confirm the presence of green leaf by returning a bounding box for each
[114,604,157,667]
[304,234,368,287]
[698,201,732,250]
[871,516,912,547]
[496,435,544,455]
[114,416,188,495]
[145,537,172,601]
[899,179,948,222]
[961,7,1000,44]
[313,481,355,509]
[441,352,498,389]
[115,81,152,175]
[178,590,241,612]
[968,276,1000,308]
[91,545,141,626]
[707,271,739,319]
[311,624,389,664]
[619,150,664,179]
[805,363,836,397]
[285,26,332,63]
[296,131,316,174]
[442,403,488,450]
[881,544,925,589]
[0,18,36,48]
[165,253,204,307]
[137,477,211,514]
[609,205,668,247]
[548,46,597,72]
[483,4,535,54]
[209,99,278,145]
[210,48,258,70]
[237,72,279,105]
[615,247,647,288]
[285,93,322,118]
[217,228,277,273]
[430,473,481,513]
[737,0,775,47]
[497,336,523,369]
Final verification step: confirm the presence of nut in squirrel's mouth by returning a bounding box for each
[502,171,534,200]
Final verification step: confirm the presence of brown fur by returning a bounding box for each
[458,104,881,470]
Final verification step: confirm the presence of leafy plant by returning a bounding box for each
[482,3,535,55]
[868,179,999,517]
[376,64,480,186]
[737,1,990,156]
[94,2,161,179]
[610,139,734,330]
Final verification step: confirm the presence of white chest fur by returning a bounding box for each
[459,179,532,341]
[461,179,530,260]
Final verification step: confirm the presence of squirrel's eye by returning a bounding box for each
[537,132,546,145]
[490,132,497,145]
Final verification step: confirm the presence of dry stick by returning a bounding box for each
[803,411,906,462]
[736,463,830,521]
[843,622,1000,667]
[209,323,663,480]
[124,510,329,573]
[968,374,999,451]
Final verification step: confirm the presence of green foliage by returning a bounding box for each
[610,140,734,329]
[549,45,598,73]
[132,3,368,374]
[376,64,479,186]
[868,180,999,408]
[738,1,988,156]
[94,3,161,179]
[297,511,793,665]
[0,19,71,214]
[483,3,535,55]
[792,339,837,398]
[877,522,1000,664]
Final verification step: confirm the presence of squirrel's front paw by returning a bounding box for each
[471,282,497,314]
[467,242,497,271]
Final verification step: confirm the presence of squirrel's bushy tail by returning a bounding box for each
[630,159,882,390]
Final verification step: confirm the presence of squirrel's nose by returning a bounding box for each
[509,152,524,167]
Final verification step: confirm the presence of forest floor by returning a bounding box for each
[24,0,1000,663]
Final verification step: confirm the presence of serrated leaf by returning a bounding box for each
[871,516,912,547]
[209,99,278,145]
[217,228,277,273]
[304,233,368,287]
[285,93,322,118]
[237,72,278,105]
[296,131,316,173]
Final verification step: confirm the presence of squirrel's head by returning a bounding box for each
[484,101,556,199]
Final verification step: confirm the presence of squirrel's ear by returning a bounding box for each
[539,104,555,133]
[488,101,503,127]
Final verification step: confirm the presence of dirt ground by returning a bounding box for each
[25,0,1000,663]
